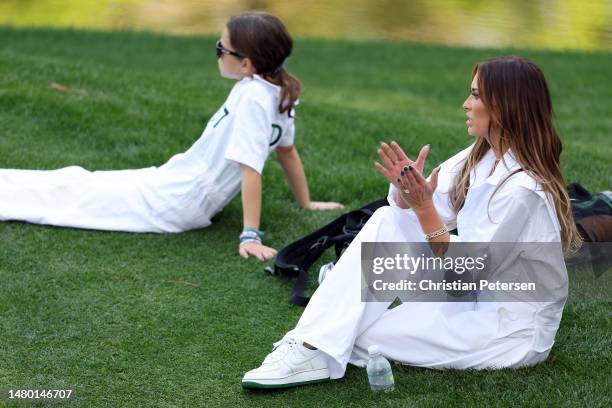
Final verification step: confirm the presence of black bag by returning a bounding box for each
[268,198,388,306]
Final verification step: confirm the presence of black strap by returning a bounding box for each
[275,197,389,306]
[288,268,311,306]
[285,233,354,306]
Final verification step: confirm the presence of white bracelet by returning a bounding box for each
[425,226,448,241]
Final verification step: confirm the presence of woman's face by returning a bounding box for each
[217,28,248,80]
[462,73,491,138]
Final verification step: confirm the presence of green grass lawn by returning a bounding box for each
[0,27,610,407]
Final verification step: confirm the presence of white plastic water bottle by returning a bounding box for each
[366,345,395,392]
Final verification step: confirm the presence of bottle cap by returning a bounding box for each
[368,345,381,356]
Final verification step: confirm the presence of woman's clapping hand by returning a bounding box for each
[375,142,437,210]
[396,163,440,214]
[375,142,429,188]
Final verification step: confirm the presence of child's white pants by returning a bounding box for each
[0,166,215,233]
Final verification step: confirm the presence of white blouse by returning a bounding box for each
[387,143,561,243]
[386,143,568,354]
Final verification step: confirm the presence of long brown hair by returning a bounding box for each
[227,12,302,114]
[449,56,581,251]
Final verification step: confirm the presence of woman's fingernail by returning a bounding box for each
[400,170,404,176]
[397,178,401,183]
[403,166,409,172]
[408,165,413,171]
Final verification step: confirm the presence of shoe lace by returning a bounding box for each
[263,338,299,364]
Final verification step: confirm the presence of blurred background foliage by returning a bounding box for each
[0,0,610,51]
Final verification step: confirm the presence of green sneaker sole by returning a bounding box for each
[241,377,330,389]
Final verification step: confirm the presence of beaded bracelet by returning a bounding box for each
[239,227,264,246]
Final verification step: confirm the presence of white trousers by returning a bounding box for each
[285,206,553,379]
[0,166,213,233]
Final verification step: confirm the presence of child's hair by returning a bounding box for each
[227,12,302,114]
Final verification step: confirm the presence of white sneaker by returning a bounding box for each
[241,338,330,389]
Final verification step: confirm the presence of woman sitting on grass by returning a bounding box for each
[0,12,342,260]
[241,56,581,388]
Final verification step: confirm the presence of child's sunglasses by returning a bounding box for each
[216,40,245,59]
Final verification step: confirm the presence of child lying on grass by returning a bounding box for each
[0,12,343,260]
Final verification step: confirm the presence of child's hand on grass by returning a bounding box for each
[239,242,277,261]
[306,201,344,210]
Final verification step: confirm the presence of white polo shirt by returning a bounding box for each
[154,74,296,228]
